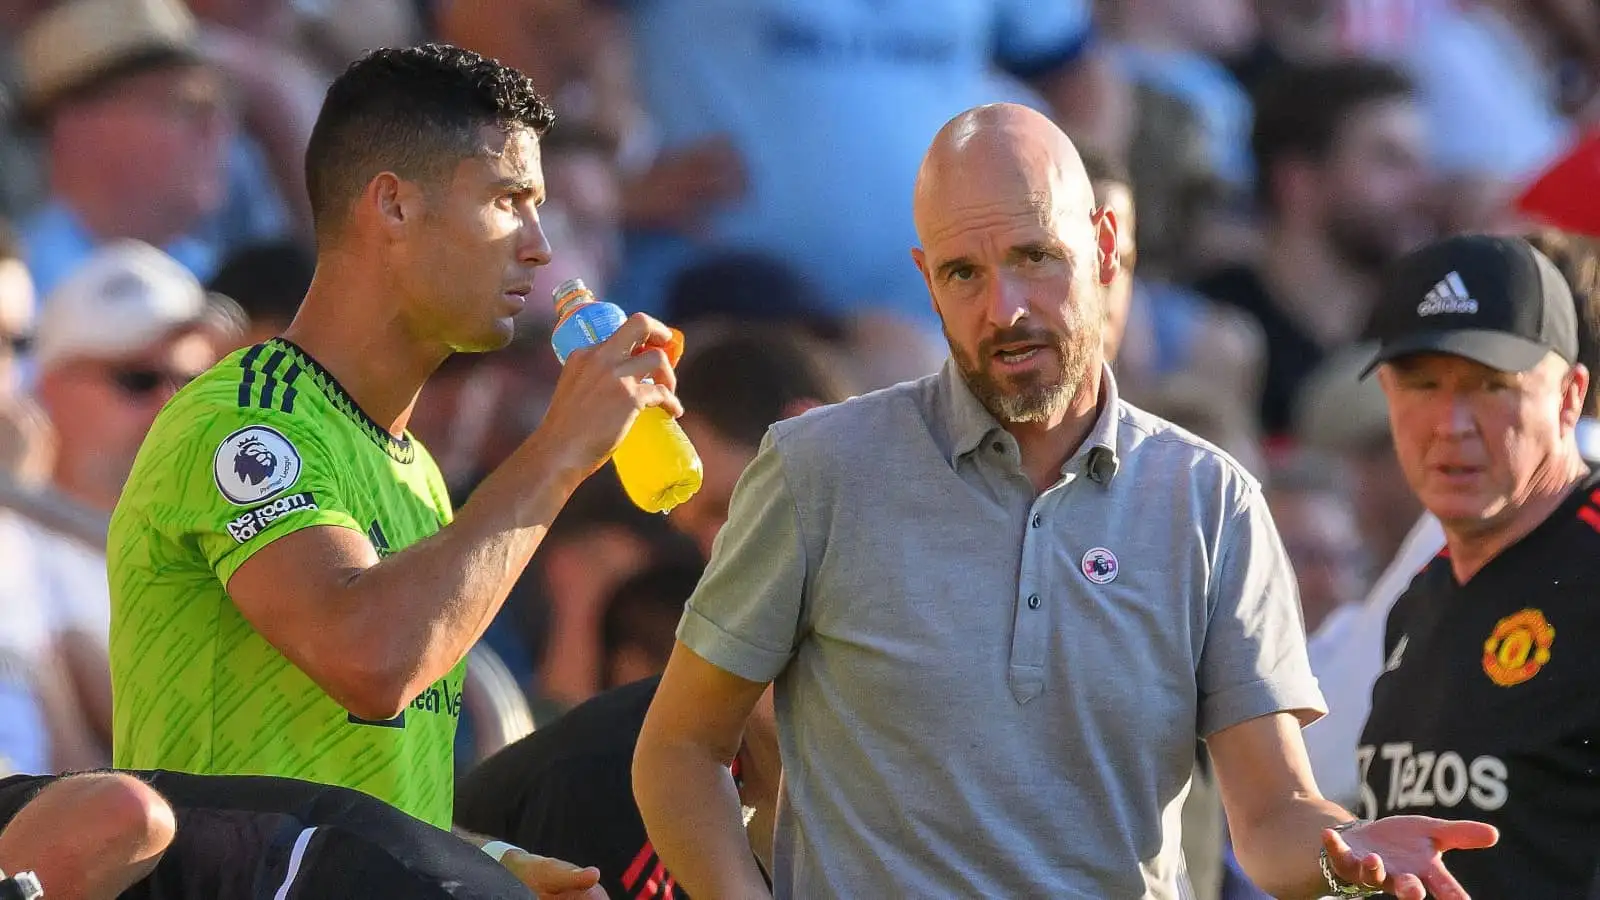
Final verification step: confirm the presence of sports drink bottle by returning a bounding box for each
[549,278,703,513]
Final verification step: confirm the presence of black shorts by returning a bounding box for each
[0,771,529,899]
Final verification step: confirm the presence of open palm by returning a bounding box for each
[1324,816,1499,899]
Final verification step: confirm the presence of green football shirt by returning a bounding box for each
[108,338,464,829]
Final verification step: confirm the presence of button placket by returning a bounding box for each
[1008,495,1053,703]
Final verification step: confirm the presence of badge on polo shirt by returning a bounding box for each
[1081,547,1119,584]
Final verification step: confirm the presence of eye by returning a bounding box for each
[1026,248,1051,264]
[947,265,975,283]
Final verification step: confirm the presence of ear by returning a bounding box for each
[911,246,937,315]
[362,171,419,238]
[1092,205,1119,288]
[1562,362,1589,431]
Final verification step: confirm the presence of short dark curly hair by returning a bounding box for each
[303,43,556,236]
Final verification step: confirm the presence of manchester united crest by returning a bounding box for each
[1482,608,1555,687]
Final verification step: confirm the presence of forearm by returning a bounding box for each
[635,739,770,900]
[1232,794,1354,900]
[338,435,588,705]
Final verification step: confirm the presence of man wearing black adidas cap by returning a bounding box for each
[1356,233,1600,897]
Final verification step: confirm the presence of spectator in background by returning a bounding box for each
[1082,149,1138,364]
[0,222,45,775]
[1294,344,1427,575]
[0,0,52,220]
[15,0,291,296]
[0,221,102,777]
[1101,0,1258,194]
[1407,0,1574,232]
[1528,228,1600,459]
[662,251,844,349]
[494,477,693,713]
[182,0,338,234]
[1264,451,1370,638]
[659,250,947,395]
[432,0,644,164]
[496,0,1130,333]
[0,223,48,481]
[600,561,705,694]
[669,325,853,560]
[538,123,624,299]
[1196,59,1432,439]
[206,239,314,346]
[1080,143,1265,419]
[22,240,232,757]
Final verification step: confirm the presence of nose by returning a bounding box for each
[1439,392,1476,438]
[518,210,553,268]
[984,272,1029,329]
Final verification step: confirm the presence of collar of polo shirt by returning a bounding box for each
[939,358,1122,483]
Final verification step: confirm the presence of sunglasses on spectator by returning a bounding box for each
[107,367,196,397]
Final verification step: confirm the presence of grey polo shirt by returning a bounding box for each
[678,361,1326,899]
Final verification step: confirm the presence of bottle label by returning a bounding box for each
[551,301,628,364]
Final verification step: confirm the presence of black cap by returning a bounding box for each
[1363,234,1578,377]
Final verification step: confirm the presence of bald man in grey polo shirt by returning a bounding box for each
[634,104,1497,900]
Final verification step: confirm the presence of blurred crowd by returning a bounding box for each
[0,0,1597,896]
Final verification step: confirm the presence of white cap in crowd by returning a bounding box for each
[33,239,211,371]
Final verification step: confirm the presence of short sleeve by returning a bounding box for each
[128,395,365,589]
[993,0,1095,79]
[1197,486,1327,738]
[677,431,808,683]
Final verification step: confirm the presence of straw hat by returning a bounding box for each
[17,0,201,121]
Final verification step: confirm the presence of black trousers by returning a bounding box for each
[0,770,530,899]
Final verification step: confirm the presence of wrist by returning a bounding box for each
[479,840,522,864]
[1319,820,1381,898]
[517,430,593,500]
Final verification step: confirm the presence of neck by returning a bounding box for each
[281,255,449,438]
[1261,225,1377,347]
[1007,369,1104,492]
[1443,450,1590,583]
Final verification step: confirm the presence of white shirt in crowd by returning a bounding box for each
[0,512,53,775]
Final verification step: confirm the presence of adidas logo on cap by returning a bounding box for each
[1416,271,1479,316]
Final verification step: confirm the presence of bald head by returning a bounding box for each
[913,104,1095,245]
[911,104,1119,430]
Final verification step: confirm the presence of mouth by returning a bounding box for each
[990,342,1050,368]
[1432,462,1484,480]
[502,284,533,306]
